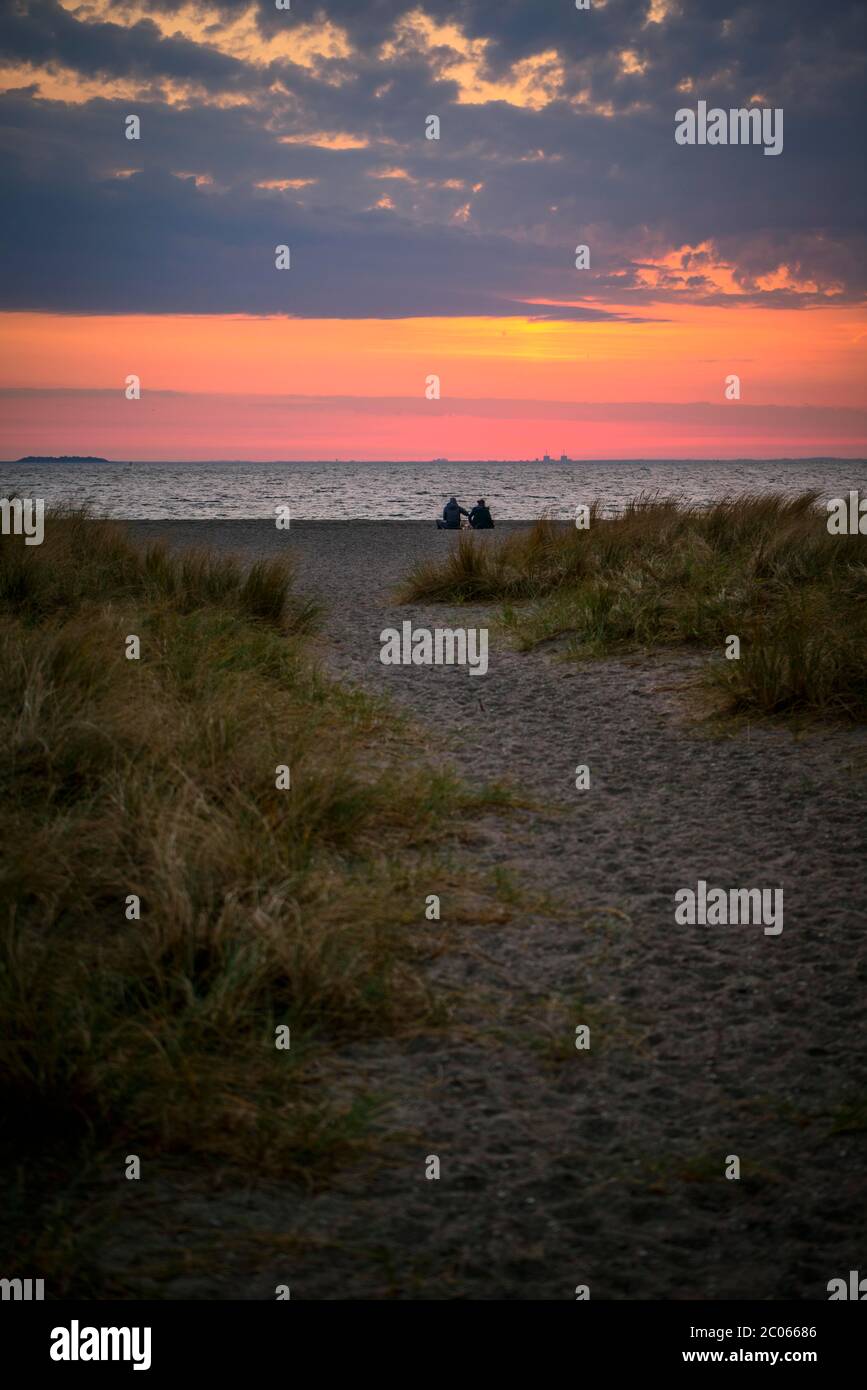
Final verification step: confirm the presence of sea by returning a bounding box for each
[1,458,865,521]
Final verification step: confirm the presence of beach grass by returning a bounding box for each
[398,492,867,720]
[0,509,505,1190]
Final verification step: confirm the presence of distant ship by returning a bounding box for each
[431,457,448,464]
[17,455,108,462]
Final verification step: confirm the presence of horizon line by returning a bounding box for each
[4,456,865,466]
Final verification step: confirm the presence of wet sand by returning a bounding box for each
[106,518,867,1299]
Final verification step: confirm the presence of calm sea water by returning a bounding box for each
[1,459,865,521]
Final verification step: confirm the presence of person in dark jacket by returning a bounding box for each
[469,498,494,529]
[437,496,469,529]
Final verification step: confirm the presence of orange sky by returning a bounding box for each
[4,304,866,402]
[2,304,866,458]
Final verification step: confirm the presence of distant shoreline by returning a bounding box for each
[4,456,864,466]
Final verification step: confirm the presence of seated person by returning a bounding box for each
[436,496,470,529]
[469,498,494,529]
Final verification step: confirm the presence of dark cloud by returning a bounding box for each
[0,154,644,317]
[0,0,864,315]
[0,0,244,85]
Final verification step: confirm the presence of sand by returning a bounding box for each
[105,518,867,1299]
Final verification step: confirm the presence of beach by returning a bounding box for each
[90,517,867,1299]
[5,0,867,1328]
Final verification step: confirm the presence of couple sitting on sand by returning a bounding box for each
[436,496,495,530]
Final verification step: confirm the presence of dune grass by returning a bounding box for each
[0,510,505,1188]
[398,492,867,720]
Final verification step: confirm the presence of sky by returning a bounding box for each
[0,0,865,460]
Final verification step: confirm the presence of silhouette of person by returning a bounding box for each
[437,496,470,529]
[469,498,494,529]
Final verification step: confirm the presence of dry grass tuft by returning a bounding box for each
[399,493,867,720]
[0,511,504,1179]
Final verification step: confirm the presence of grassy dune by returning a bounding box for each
[399,493,867,720]
[0,510,502,1186]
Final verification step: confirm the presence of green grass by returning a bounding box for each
[398,492,867,720]
[0,510,506,1184]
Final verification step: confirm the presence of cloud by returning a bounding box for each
[7,385,867,429]
[0,0,864,316]
[0,141,646,317]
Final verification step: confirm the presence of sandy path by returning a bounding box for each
[113,520,867,1300]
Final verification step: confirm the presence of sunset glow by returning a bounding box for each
[1,0,865,459]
